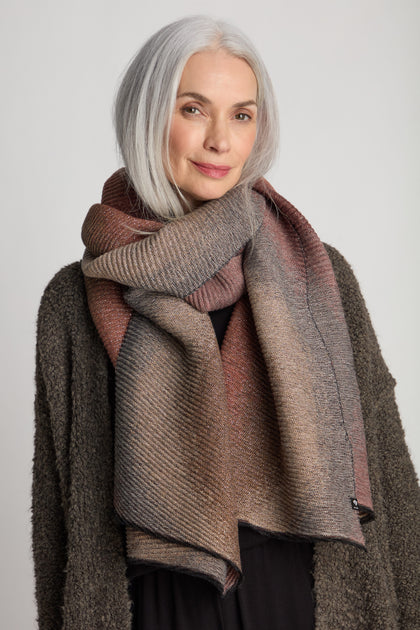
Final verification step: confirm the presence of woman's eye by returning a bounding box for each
[235,112,251,121]
[182,106,200,115]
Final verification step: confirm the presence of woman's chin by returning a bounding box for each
[181,179,239,207]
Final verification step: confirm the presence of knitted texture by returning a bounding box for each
[33,250,420,629]
[81,170,373,595]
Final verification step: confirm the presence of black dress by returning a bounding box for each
[129,304,315,630]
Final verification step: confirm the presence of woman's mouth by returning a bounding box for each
[191,161,232,179]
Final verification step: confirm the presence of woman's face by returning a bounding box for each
[167,49,258,206]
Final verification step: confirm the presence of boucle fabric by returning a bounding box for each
[32,250,420,629]
[81,170,372,594]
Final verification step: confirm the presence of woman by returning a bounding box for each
[33,15,419,630]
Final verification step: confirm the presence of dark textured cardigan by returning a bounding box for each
[32,245,420,630]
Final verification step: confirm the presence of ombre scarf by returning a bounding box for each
[81,168,373,596]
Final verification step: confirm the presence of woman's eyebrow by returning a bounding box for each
[177,91,211,103]
[177,91,257,108]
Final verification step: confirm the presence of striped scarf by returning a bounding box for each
[81,169,373,596]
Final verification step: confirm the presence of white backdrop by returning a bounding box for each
[1,1,419,627]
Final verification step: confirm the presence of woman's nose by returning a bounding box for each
[203,118,230,153]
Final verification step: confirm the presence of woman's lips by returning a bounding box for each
[191,161,232,179]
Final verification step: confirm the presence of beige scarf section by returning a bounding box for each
[81,169,373,596]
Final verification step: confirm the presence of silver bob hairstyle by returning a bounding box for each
[114,15,279,220]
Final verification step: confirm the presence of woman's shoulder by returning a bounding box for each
[323,242,373,324]
[36,261,110,390]
[36,261,91,347]
[323,242,395,392]
[39,261,85,308]
[323,243,361,297]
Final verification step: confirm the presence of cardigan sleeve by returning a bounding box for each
[371,383,420,627]
[32,288,72,630]
[32,263,133,630]
[320,244,420,628]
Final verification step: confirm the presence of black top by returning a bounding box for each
[128,303,315,629]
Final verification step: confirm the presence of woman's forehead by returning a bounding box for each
[177,50,257,104]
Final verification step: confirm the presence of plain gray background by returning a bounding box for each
[1,1,419,627]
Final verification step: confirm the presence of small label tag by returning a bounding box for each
[350,497,359,510]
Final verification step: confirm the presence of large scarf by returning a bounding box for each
[81,169,373,595]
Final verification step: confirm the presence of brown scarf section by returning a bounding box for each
[81,169,373,596]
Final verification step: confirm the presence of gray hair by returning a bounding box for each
[114,15,279,222]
